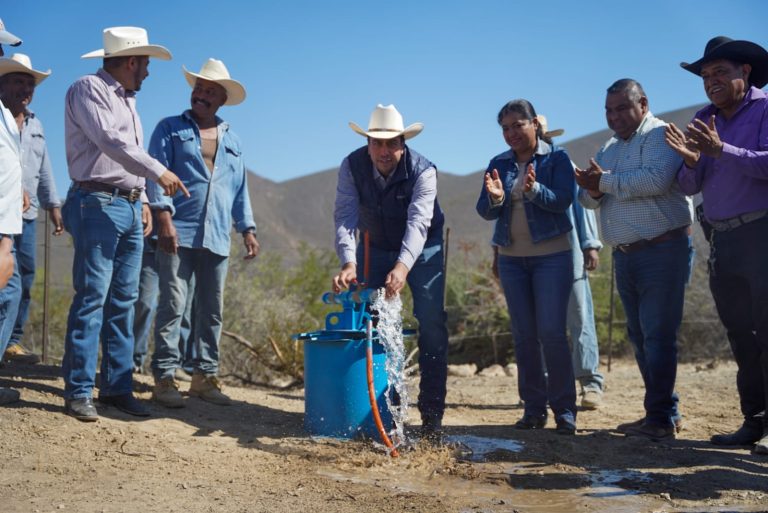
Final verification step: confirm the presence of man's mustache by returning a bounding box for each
[192,97,211,107]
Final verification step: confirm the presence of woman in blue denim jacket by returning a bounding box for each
[476,99,578,434]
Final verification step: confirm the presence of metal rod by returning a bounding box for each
[607,253,615,373]
[42,211,51,364]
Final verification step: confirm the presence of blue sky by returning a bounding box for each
[3,0,766,198]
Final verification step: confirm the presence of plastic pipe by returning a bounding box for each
[366,320,398,457]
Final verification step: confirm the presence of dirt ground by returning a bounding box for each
[1,358,767,513]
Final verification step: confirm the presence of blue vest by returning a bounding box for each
[347,145,445,251]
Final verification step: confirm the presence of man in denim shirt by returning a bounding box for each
[148,59,258,408]
[0,54,63,366]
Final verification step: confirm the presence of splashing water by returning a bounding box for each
[372,288,410,448]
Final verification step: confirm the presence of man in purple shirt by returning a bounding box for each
[666,36,768,454]
[333,104,448,441]
[60,27,188,422]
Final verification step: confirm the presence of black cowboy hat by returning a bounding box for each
[681,36,768,88]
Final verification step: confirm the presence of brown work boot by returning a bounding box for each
[189,373,231,406]
[3,344,41,365]
[152,378,185,408]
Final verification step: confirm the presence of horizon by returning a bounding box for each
[3,0,765,198]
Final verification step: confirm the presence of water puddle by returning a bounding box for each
[446,434,524,462]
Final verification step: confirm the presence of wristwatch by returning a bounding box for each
[242,227,256,236]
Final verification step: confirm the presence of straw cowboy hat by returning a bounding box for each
[183,58,245,106]
[0,18,21,46]
[536,115,564,138]
[0,54,50,84]
[81,26,171,60]
[681,36,768,88]
[349,104,423,140]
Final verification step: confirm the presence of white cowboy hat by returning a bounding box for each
[81,26,171,60]
[0,54,50,84]
[0,18,21,46]
[536,115,564,138]
[349,104,423,140]
[183,58,245,106]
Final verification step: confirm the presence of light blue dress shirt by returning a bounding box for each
[147,111,256,257]
[20,110,60,220]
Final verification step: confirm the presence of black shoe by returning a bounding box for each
[555,417,577,435]
[514,414,547,430]
[420,416,444,445]
[98,393,150,417]
[64,397,99,422]
[711,421,763,446]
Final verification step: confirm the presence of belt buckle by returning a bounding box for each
[128,188,142,202]
[616,244,630,254]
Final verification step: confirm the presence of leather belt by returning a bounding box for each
[709,209,768,232]
[615,226,691,254]
[75,180,144,202]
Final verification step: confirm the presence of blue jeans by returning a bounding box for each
[0,240,21,355]
[61,188,143,400]
[133,243,196,370]
[709,217,768,426]
[7,218,36,348]
[151,247,228,379]
[499,250,576,422]
[567,273,604,392]
[614,236,692,427]
[360,240,448,420]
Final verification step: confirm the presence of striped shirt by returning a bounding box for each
[579,112,692,246]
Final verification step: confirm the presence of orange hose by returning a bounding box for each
[367,341,398,457]
[363,230,370,287]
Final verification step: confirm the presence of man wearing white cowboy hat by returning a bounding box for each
[147,58,257,408]
[333,104,449,440]
[61,26,189,421]
[0,53,63,367]
[0,17,24,407]
[667,36,768,453]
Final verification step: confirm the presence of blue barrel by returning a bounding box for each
[303,337,392,439]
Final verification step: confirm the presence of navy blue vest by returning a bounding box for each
[347,145,445,251]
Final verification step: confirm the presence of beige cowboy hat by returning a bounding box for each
[536,115,564,138]
[0,53,50,84]
[349,104,423,140]
[0,18,21,46]
[81,26,172,60]
[183,58,245,106]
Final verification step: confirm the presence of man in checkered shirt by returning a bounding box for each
[576,78,693,441]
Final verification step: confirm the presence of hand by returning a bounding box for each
[384,261,409,298]
[332,262,357,293]
[484,169,505,203]
[686,116,723,158]
[665,122,700,168]
[22,190,30,212]
[156,170,191,198]
[583,248,599,271]
[574,159,604,198]
[141,204,153,237]
[0,237,13,288]
[49,207,64,236]
[155,210,178,254]
[243,232,260,260]
[523,163,536,193]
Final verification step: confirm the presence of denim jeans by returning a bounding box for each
[360,240,448,420]
[613,236,692,427]
[133,244,197,371]
[567,274,604,393]
[0,240,21,355]
[152,247,228,380]
[709,217,768,426]
[498,250,576,422]
[7,218,37,348]
[61,188,143,399]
